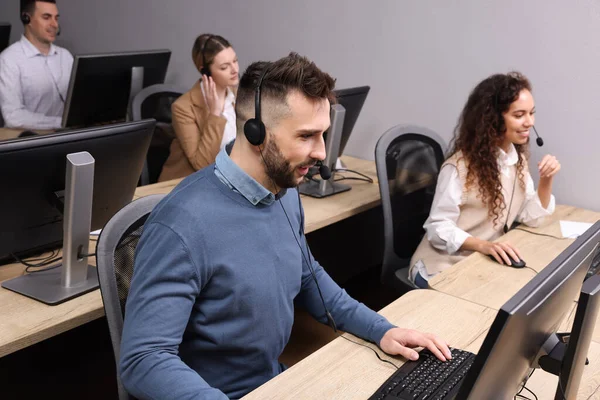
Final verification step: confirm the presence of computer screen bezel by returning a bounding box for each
[61,49,171,128]
[456,221,600,398]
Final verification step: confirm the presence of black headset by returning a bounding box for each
[243,65,269,146]
[200,35,215,77]
[20,12,31,25]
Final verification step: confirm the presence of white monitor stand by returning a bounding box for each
[2,152,99,305]
[299,104,351,198]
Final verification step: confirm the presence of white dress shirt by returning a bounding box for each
[413,144,555,281]
[220,87,237,149]
[201,83,237,149]
[0,35,73,130]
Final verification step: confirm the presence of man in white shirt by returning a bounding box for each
[0,0,73,130]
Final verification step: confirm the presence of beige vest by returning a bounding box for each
[410,152,528,275]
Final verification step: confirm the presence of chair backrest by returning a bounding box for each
[375,125,447,290]
[130,83,185,122]
[95,194,165,400]
[131,84,185,185]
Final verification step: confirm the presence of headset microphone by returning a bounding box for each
[317,161,331,180]
[532,126,544,147]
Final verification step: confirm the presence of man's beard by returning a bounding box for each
[262,138,314,189]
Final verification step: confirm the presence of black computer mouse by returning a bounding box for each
[488,254,526,269]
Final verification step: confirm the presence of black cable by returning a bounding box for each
[513,368,540,400]
[523,266,538,275]
[513,227,570,240]
[11,252,62,268]
[258,148,337,332]
[279,198,336,331]
[521,386,538,400]
[340,335,400,369]
[334,176,373,183]
[333,168,374,183]
[18,249,60,263]
[515,368,535,398]
[515,395,534,400]
[25,264,62,274]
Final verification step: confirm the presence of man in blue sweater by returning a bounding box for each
[120,53,451,399]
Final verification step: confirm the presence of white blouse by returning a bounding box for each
[200,84,237,149]
[413,144,555,281]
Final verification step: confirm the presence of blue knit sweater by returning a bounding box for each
[120,151,395,399]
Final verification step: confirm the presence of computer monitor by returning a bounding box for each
[0,23,10,53]
[556,274,600,399]
[298,86,370,198]
[334,85,370,162]
[0,119,155,264]
[62,50,171,128]
[456,221,600,398]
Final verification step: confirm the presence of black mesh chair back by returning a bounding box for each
[96,194,165,400]
[131,84,185,185]
[375,125,447,290]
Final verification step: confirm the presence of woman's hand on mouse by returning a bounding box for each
[478,241,522,265]
[462,237,523,265]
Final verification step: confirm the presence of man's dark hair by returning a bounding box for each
[21,0,56,17]
[235,52,336,133]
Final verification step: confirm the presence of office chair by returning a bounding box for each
[375,125,447,291]
[131,84,185,185]
[95,194,165,400]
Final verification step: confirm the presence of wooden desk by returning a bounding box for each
[0,127,23,141]
[243,290,495,400]
[133,156,381,233]
[0,127,54,141]
[0,156,380,358]
[429,205,600,310]
[242,290,600,400]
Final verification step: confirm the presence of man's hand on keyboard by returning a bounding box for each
[379,328,452,362]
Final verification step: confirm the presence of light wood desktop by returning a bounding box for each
[0,127,54,141]
[0,156,380,358]
[428,204,600,310]
[241,290,600,400]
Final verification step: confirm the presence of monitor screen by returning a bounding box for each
[0,23,10,53]
[457,221,600,398]
[0,120,155,263]
[62,50,171,128]
[334,85,370,158]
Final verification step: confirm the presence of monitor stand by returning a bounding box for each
[128,66,145,121]
[299,179,351,198]
[299,104,350,198]
[2,152,99,305]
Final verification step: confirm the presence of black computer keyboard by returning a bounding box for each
[369,348,475,400]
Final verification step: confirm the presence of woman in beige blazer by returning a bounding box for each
[158,34,239,182]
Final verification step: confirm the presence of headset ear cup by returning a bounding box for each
[21,13,30,25]
[200,66,210,77]
[244,119,265,146]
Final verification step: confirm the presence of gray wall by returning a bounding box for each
[2,0,599,211]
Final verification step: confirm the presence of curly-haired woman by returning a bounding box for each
[408,72,560,288]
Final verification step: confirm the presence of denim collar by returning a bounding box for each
[214,145,287,206]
